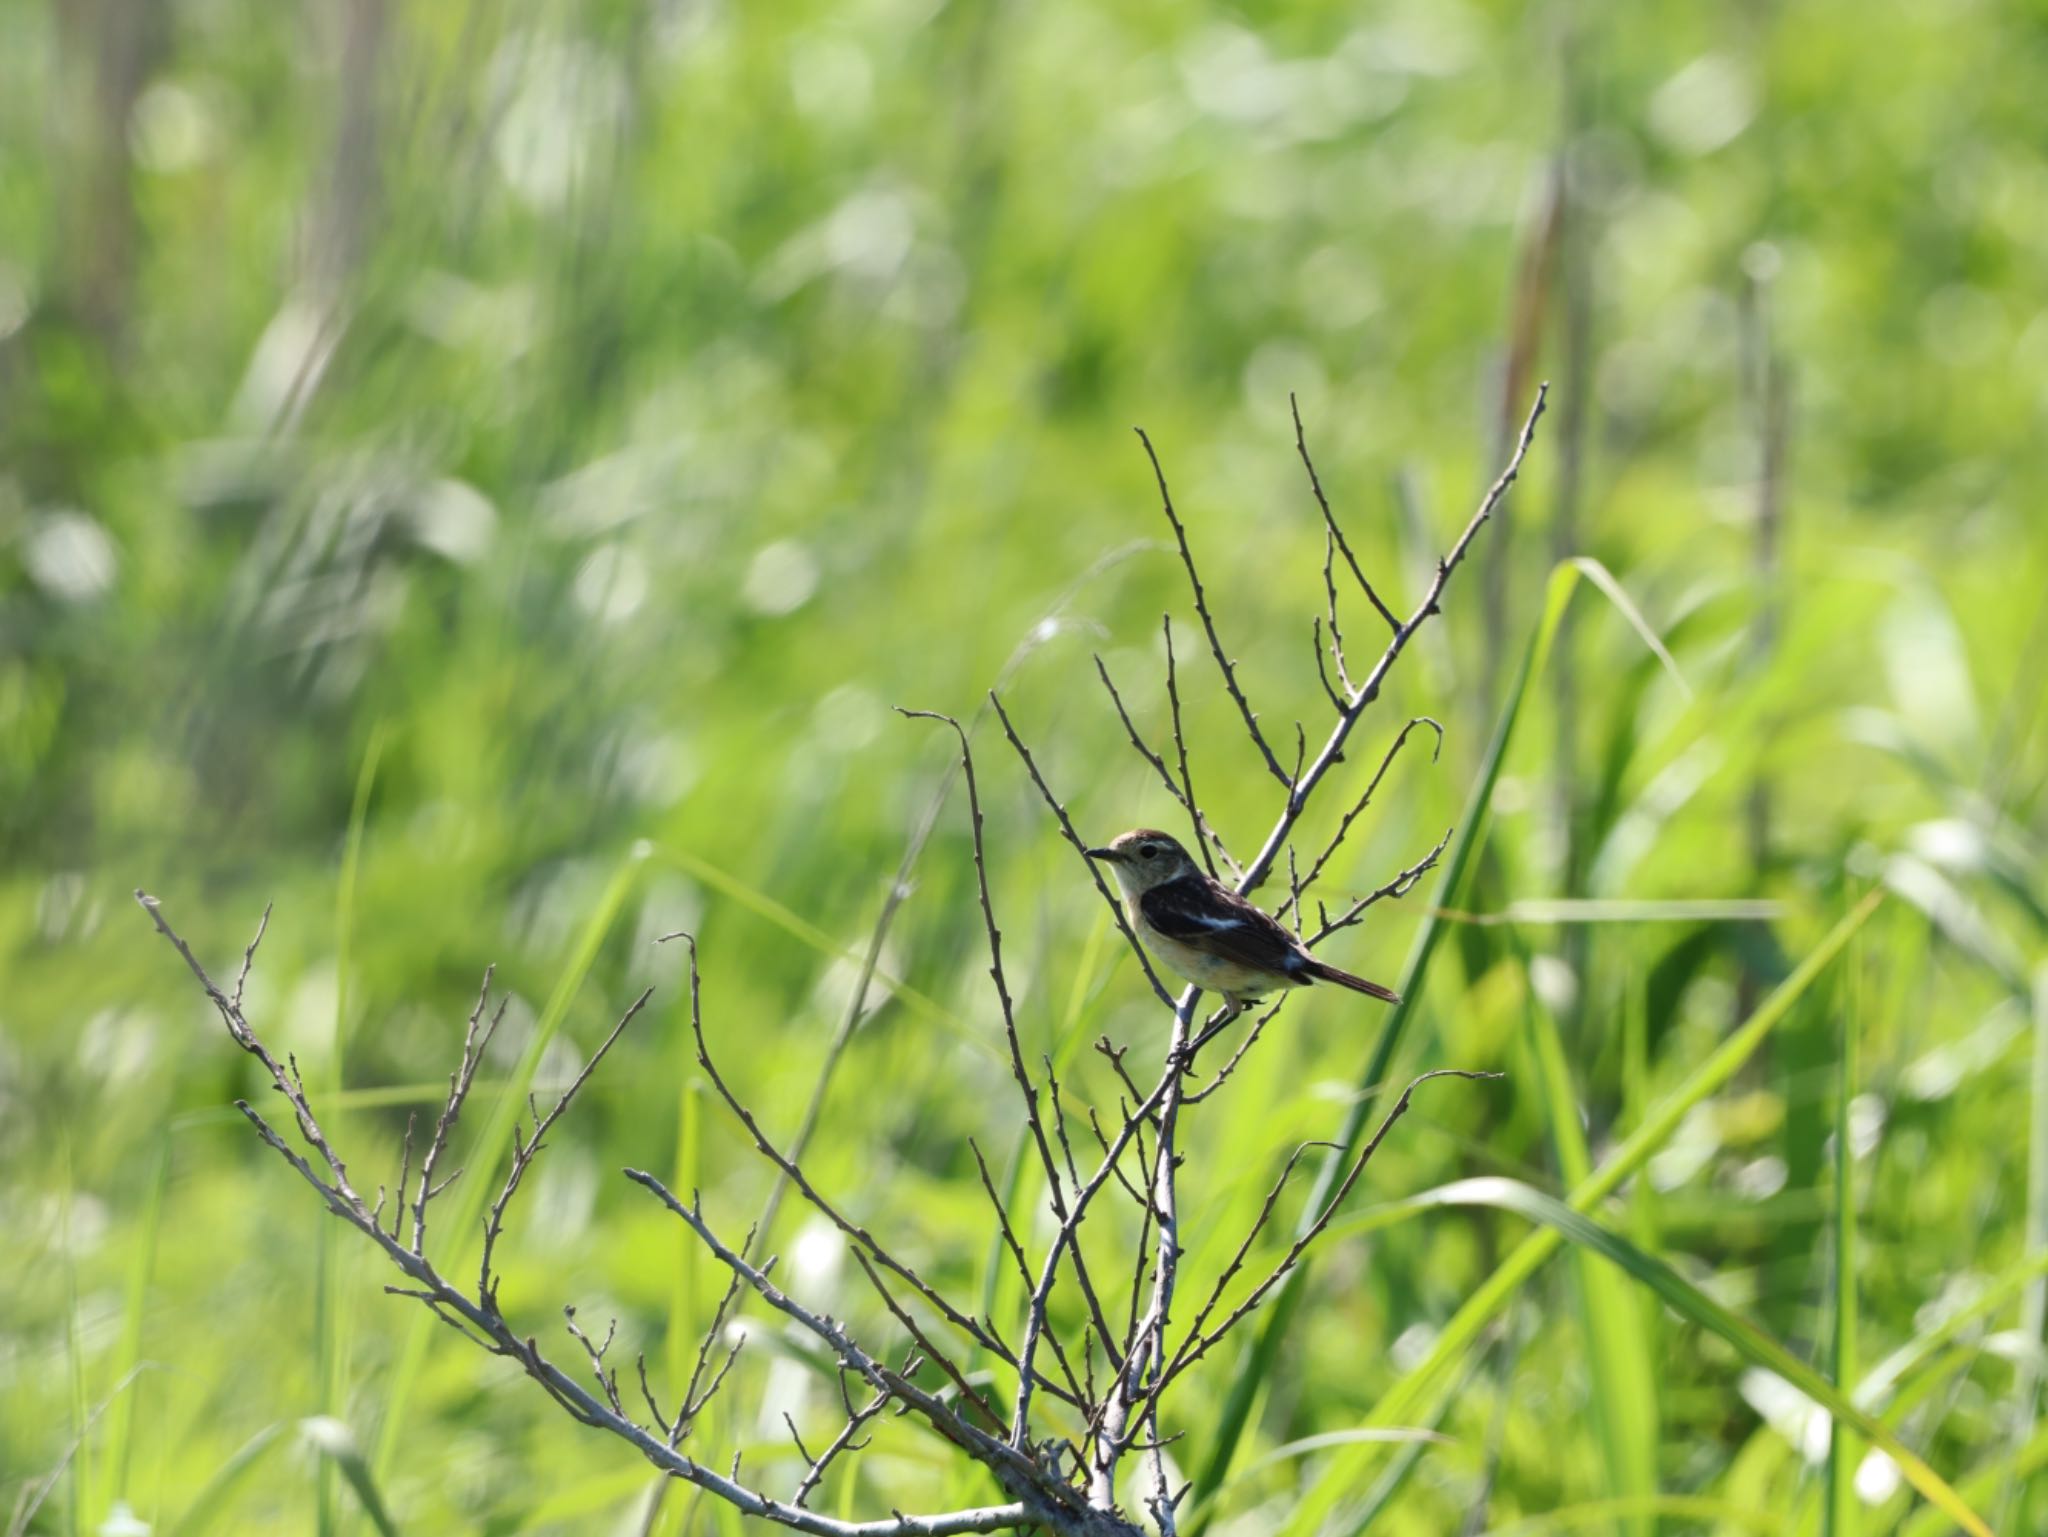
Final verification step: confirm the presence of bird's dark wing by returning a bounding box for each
[1139,875,1313,978]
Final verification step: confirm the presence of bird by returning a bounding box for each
[1085,828,1401,1009]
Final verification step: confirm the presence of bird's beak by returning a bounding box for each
[1085,846,1117,862]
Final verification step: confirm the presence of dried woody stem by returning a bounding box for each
[135,893,1067,1537]
[991,386,1544,1519]
[137,386,1542,1536]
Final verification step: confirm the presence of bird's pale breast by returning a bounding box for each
[1130,903,1306,999]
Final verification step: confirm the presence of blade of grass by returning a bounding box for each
[2006,963,2048,1533]
[1436,899,1786,926]
[1281,888,1884,1536]
[511,1468,651,1530]
[1473,1495,1787,1536]
[304,1419,400,1537]
[1855,1245,2048,1410]
[647,1037,705,1537]
[1900,1417,2048,1537]
[6,1367,157,1537]
[322,722,383,1537]
[1189,557,1680,1520]
[1826,943,1860,1537]
[371,840,649,1479]
[63,1137,87,1537]
[1341,1345,1488,1535]
[315,1222,343,1537]
[1515,933,1657,1537]
[1237,1427,1454,1478]
[162,1424,290,1537]
[97,1131,168,1518]
[1409,1179,1989,1537]
[1186,562,1575,1520]
[1621,965,1661,1260]
[1564,557,1690,699]
[656,844,980,1054]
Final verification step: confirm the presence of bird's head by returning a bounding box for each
[1086,828,1201,895]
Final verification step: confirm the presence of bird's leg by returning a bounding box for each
[1187,997,1249,1059]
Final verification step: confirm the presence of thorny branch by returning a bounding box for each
[137,388,1541,1535]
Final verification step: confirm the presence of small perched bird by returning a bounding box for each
[1086,828,1401,1008]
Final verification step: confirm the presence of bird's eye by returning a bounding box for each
[1138,843,1160,859]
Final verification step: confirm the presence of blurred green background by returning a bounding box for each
[4,0,2045,1534]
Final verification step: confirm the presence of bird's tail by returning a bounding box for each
[1303,959,1401,1005]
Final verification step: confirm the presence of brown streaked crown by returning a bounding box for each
[1086,829,1200,884]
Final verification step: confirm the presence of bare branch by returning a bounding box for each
[1276,716,1444,922]
[1092,654,1236,881]
[230,902,271,1011]
[1238,384,1547,894]
[987,691,1178,1008]
[1320,528,1357,697]
[1311,617,1346,715]
[851,1250,1008,1436]
[669,929,1083,1412]
[794,1376,893,1508]
[1160,618,1239,885]
[564,1306,625,1415]
[388,1113,415,1240]
[136,891,364,1207]
[137,895,1062,1537]
[899,711,1068,1211]
[1134,426,1292,788]
[1306,826,1454,945]
[1154,1070,1501,1395]
[1293,392,1401,636]
[968,1138,1035,1295]
[625,1173,1086,1525]
[414,967,504,1254]
[480,987,652,1301]
[672,1253,751,1440]
[1161,1140,1338,1376]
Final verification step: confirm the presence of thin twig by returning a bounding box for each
[1134,427,1291,788]
[1276,717,1443,921]
[902,711,1125,1385]
[1238,385,1548,892]
[670,930,1084,1412]
[1306,828,1453,945]
[137,895,1050,1537]
[480,988,652,1302]
[988,692,1177,1008]
[793,1377,892,1508]
[1181,999,1288,1106]
[413,967,505,1254]
[1093,654,1236,880]
[852,1250,1009,1436]
[1293,392,1401,635]
[1153,1071,1502,1396]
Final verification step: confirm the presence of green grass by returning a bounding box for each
[1825,947,1859,1537]
[5,2,2045,1532]
[371,843,649,1483]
